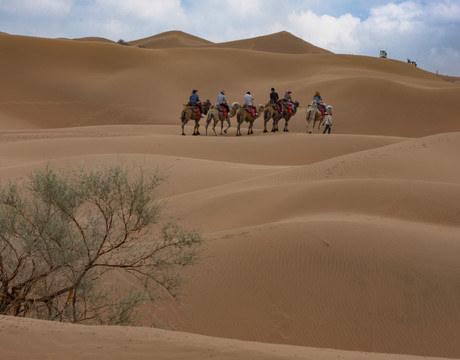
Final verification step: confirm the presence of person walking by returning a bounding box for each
[322,112,332,134]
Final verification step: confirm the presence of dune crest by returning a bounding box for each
[215,30,333,54]
[130,30,214,49]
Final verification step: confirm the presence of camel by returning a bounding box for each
[305,100,333,133]
[263,102,284,133]
[180,99,211,136]
[205,102,241,136]
[272,100,300,132]
[235,104,264,136]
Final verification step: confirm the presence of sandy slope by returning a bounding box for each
[1,32,460,136]
[1,31,460,360]
[214,31,332,54]
[2,315,456,360]
[130,30,214,49]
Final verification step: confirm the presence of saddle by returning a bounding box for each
[218,104,228,117]
[186,102,201,116]
[286,103,293,115]
[248,106,256,117]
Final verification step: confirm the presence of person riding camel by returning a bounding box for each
[189,89,204,117]
[269,88,282,112]
[283,90,295,113]
[244,91,258,116]
[313,91,327,116]
[217,90,230,114]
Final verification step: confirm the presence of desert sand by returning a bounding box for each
[0,30,460,360]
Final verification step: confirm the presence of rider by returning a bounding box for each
[189,89,204,117]
[217,90,230,113]
[283,90,295,113]
[313,91,327,116]
[244,91,258,116]
[269,88,282,112]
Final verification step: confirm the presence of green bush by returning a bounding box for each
[0,164,203,325]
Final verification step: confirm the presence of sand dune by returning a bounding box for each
[73,36,115,43]
[130,30,214,48]
[214,31,332,54]
[2,32,459,136]
[1,31,460,360]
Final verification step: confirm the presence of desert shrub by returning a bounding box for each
[0,164,203,325]
[117,39,130,46]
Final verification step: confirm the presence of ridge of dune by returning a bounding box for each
[130,30,214,49]
[1,316,453,360]
[73,36,114,43]
[215,30,332,54]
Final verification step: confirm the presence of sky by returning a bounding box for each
[1,0,460,76]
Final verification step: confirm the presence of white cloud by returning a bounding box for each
[220,0,265,15]
[0,0,72,15]
[367,2,423,32]
[94,0,187,22]
[286,11,361,53]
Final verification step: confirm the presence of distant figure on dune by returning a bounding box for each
[313,91,327,116]
[322,112,333,134]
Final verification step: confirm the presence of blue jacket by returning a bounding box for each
[313,94,322,102]
[190,93,200,103]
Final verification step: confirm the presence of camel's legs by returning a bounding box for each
[224,117,231,134]
[263,111,270,133]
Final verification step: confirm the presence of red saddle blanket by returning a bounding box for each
[286,104,293,115]
[249,107,256,117]
[275,104,281,113]
[195,106,201,117]
[221,106,228,117]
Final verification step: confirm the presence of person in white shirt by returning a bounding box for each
[243,91,258,116]
[322,112,332,134]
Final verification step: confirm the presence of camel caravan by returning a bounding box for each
[180,89,332,136]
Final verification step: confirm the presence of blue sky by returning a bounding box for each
[1,0,460,75]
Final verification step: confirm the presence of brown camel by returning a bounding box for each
[305,100,333,133]
[272,100,300,132]
[235,104,264,136]
[180,99,211,136]
[263,101,284,133]
[205,102,241,136]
